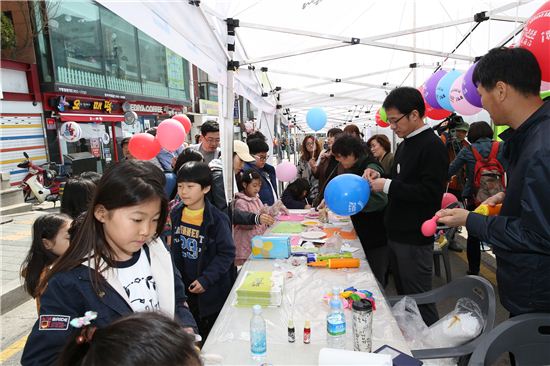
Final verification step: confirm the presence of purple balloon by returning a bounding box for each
[462,63,482,108]
[424,69,447,109]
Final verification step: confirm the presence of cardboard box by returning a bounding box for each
[251,235,291,259]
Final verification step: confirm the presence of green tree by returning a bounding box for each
[1,12,16,49]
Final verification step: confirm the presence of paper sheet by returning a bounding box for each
[278,214,306,221]
[270,221,304,234]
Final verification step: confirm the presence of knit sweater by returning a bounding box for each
[385,128,449,245]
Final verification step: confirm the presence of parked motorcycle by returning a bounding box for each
[17,152,68,204]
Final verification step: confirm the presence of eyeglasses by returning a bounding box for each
[254,154,269,161]
[306,142,315,146]
[205,137,221,144]
[388,112,410,125]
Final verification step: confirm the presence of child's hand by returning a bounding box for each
[188,280,205,294]
[259,214,275,226]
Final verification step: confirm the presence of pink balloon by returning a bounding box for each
[421,215,439,237]
[128,133,161,160]
[157,119,186,151]
[172,114,192,134]
[275,161,298,182]
[450,74,482,116]
[541,80,550,91]
[441,192,458,209]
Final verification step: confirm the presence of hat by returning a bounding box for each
[455,122,470,132]
[234,140,255,162]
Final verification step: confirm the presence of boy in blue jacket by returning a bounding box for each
[171,161,235,341]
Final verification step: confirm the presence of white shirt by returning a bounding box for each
[116,248,160,312]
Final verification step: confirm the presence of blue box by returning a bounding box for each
[251,236,291,259]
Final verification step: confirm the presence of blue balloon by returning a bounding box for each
[164,172,176,197]
[436,69,462,112]
[306,107,327,131]
[324,174,370,216]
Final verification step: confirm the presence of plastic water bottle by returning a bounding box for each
[250,304,267,360]
[326,288,346,349]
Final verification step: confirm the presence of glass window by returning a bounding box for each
[48,0,105,88]
[100,8,139,82]
[138,30,166,85]
[31,2,53,82]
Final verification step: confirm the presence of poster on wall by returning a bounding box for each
[166,48,185,91]
[90,138,101,158]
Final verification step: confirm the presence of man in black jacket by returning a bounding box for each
[437,47,550,317]
[366,87,449,325]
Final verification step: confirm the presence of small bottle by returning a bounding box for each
[303,320,311,344]
[288,319,295,343]
[326,287,346,349]
[352,299,373,352]
[250,305,267,360]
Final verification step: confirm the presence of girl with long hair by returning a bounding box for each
[21,160,197,366]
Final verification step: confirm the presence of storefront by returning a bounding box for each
[42,92,187,173]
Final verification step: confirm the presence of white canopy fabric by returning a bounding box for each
[99,0,544,134]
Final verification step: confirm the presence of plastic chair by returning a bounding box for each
[468,313,550,366]
[388,275,496,361]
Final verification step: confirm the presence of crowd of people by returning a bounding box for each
[18,46,549,365]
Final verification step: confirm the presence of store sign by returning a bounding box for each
[129,103,184,115]
[199,99,219,116]
[56,96,118,114]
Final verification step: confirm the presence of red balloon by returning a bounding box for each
[128,133,161,160]
[375,109,390,127]
[172,114,192,134]
[157,119,186,151]
[418,85,451,121]
[519,1,550,82]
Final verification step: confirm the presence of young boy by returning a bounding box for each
[170,161,235,341]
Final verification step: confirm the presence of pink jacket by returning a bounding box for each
[233,192,268,265]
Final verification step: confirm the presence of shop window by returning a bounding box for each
[100,7,141,94]
[48,0,105,88]
[138,30,168,97]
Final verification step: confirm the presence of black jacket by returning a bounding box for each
[385,127,449,245]
[467,100,550,315]
[170,199,235,318]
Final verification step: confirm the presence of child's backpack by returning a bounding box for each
[471,142,506,205]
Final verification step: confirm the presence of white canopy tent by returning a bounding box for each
[98,0,545,198]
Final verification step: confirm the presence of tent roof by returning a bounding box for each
[99,0,545,131]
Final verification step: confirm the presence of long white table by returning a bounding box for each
[202,212,410,365]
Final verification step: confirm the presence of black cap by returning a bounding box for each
[352,298,373,312]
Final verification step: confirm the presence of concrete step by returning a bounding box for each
[1,171,12,190]
[0,202,33,215]
[0,188,25,207]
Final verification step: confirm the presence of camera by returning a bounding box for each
[433,113,465,135]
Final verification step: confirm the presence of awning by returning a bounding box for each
[58,113,125,123]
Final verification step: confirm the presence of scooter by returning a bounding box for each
[17,152,67,204]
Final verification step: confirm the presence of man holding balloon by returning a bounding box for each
[365,87,449,326]
[437,47,550,317]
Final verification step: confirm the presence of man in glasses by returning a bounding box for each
[243,138,278,205]
[190,120,221,164]
[365,87,449,326]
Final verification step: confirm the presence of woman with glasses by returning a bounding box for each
[297,135,321,203]
[243,138,278,206]
[367,134,394,175]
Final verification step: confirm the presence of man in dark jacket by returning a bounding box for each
[244,138,278,205]
[438,47,550,316]
[366,87,449,325]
